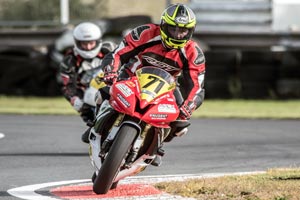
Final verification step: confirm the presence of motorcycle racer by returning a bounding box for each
[59,22,116,128]
[90,4,206,165]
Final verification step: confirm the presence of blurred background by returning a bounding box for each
[0,0,300,99]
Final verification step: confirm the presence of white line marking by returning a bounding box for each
[0,133,4,139]
[7,172,265,200]
[7,179,90,200]
[120,171,265,184]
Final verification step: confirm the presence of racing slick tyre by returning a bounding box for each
[92,172,119,189]
[91,172,96,183]
[110,181,119,189]
[93,125,138,194]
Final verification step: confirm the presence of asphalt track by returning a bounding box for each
[0,114,300,199]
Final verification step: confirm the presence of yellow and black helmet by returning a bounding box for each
[160,4,196,49]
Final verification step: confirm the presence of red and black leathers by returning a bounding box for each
[60,46,112,122]
[60,50,106,101]
[101,24,206,118]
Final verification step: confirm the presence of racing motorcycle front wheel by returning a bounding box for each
[93,125,138,194]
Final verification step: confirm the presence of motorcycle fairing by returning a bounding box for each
[110,67,179,127]
[91,67,182,194]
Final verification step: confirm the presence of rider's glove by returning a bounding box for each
[71,96,83,112]
[103,65,118,85]
[179,103,194,120]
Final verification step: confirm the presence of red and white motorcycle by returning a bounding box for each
[88,66,190,194]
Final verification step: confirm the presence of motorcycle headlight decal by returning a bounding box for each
[158,104,176,113]
[116,83,133,97]
[149,113,168,119]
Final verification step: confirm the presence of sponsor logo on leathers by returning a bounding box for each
[142,55,179,73]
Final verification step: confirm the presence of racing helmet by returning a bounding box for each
[73,22,102,59]
[160,4,196,49]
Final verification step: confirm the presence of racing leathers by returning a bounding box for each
[100,23,206,120]
[60,43,114,123]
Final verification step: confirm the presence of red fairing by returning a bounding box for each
[110,80,137,116]
[141,93,179,126]
[110,78,179,128]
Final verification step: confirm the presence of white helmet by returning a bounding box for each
[73,22,102,59]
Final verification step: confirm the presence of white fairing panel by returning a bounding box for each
[89,128,102,170]
[83,87,98,107]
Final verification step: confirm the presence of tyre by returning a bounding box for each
[91,172,96,183]
[205,80,232,98]
[240,81,275,99]
[276,79,300,98]
[93,125,137,194]
[110,181,119,190]
[240,51,275,65]
[239,64,276,82]
[205,64,235,80]
[204,50,237,65]
[92,172,117,188]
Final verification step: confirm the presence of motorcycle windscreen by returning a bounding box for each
[136,67,176,107]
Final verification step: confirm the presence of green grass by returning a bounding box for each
[0,96,77,115]
[155,168,300,200]
[196,99,300,119]
[1,96,300,119]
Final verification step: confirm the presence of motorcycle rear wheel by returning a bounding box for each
[93,125,137,194]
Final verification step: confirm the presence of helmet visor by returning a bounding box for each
[167,26,190,40]
[162,23,194,41]
[75,40,101,51]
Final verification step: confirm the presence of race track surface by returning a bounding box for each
[0,115,300,199]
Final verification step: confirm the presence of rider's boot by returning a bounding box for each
[81,127,91,143]
[81,119,95,144]
[151,121,190,166]
[81,91,103,144]
[164,120,190,142]
[151,155,162,167]
[151,147,165,167]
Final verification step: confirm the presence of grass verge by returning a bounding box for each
[1,96,300,119]
[0,96,76,115]
[155,168,300,200]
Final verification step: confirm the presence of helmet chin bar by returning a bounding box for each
[164,37,187,49]
[74,43,102,59]
[161,39,172,49]
[160,23,190,49]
